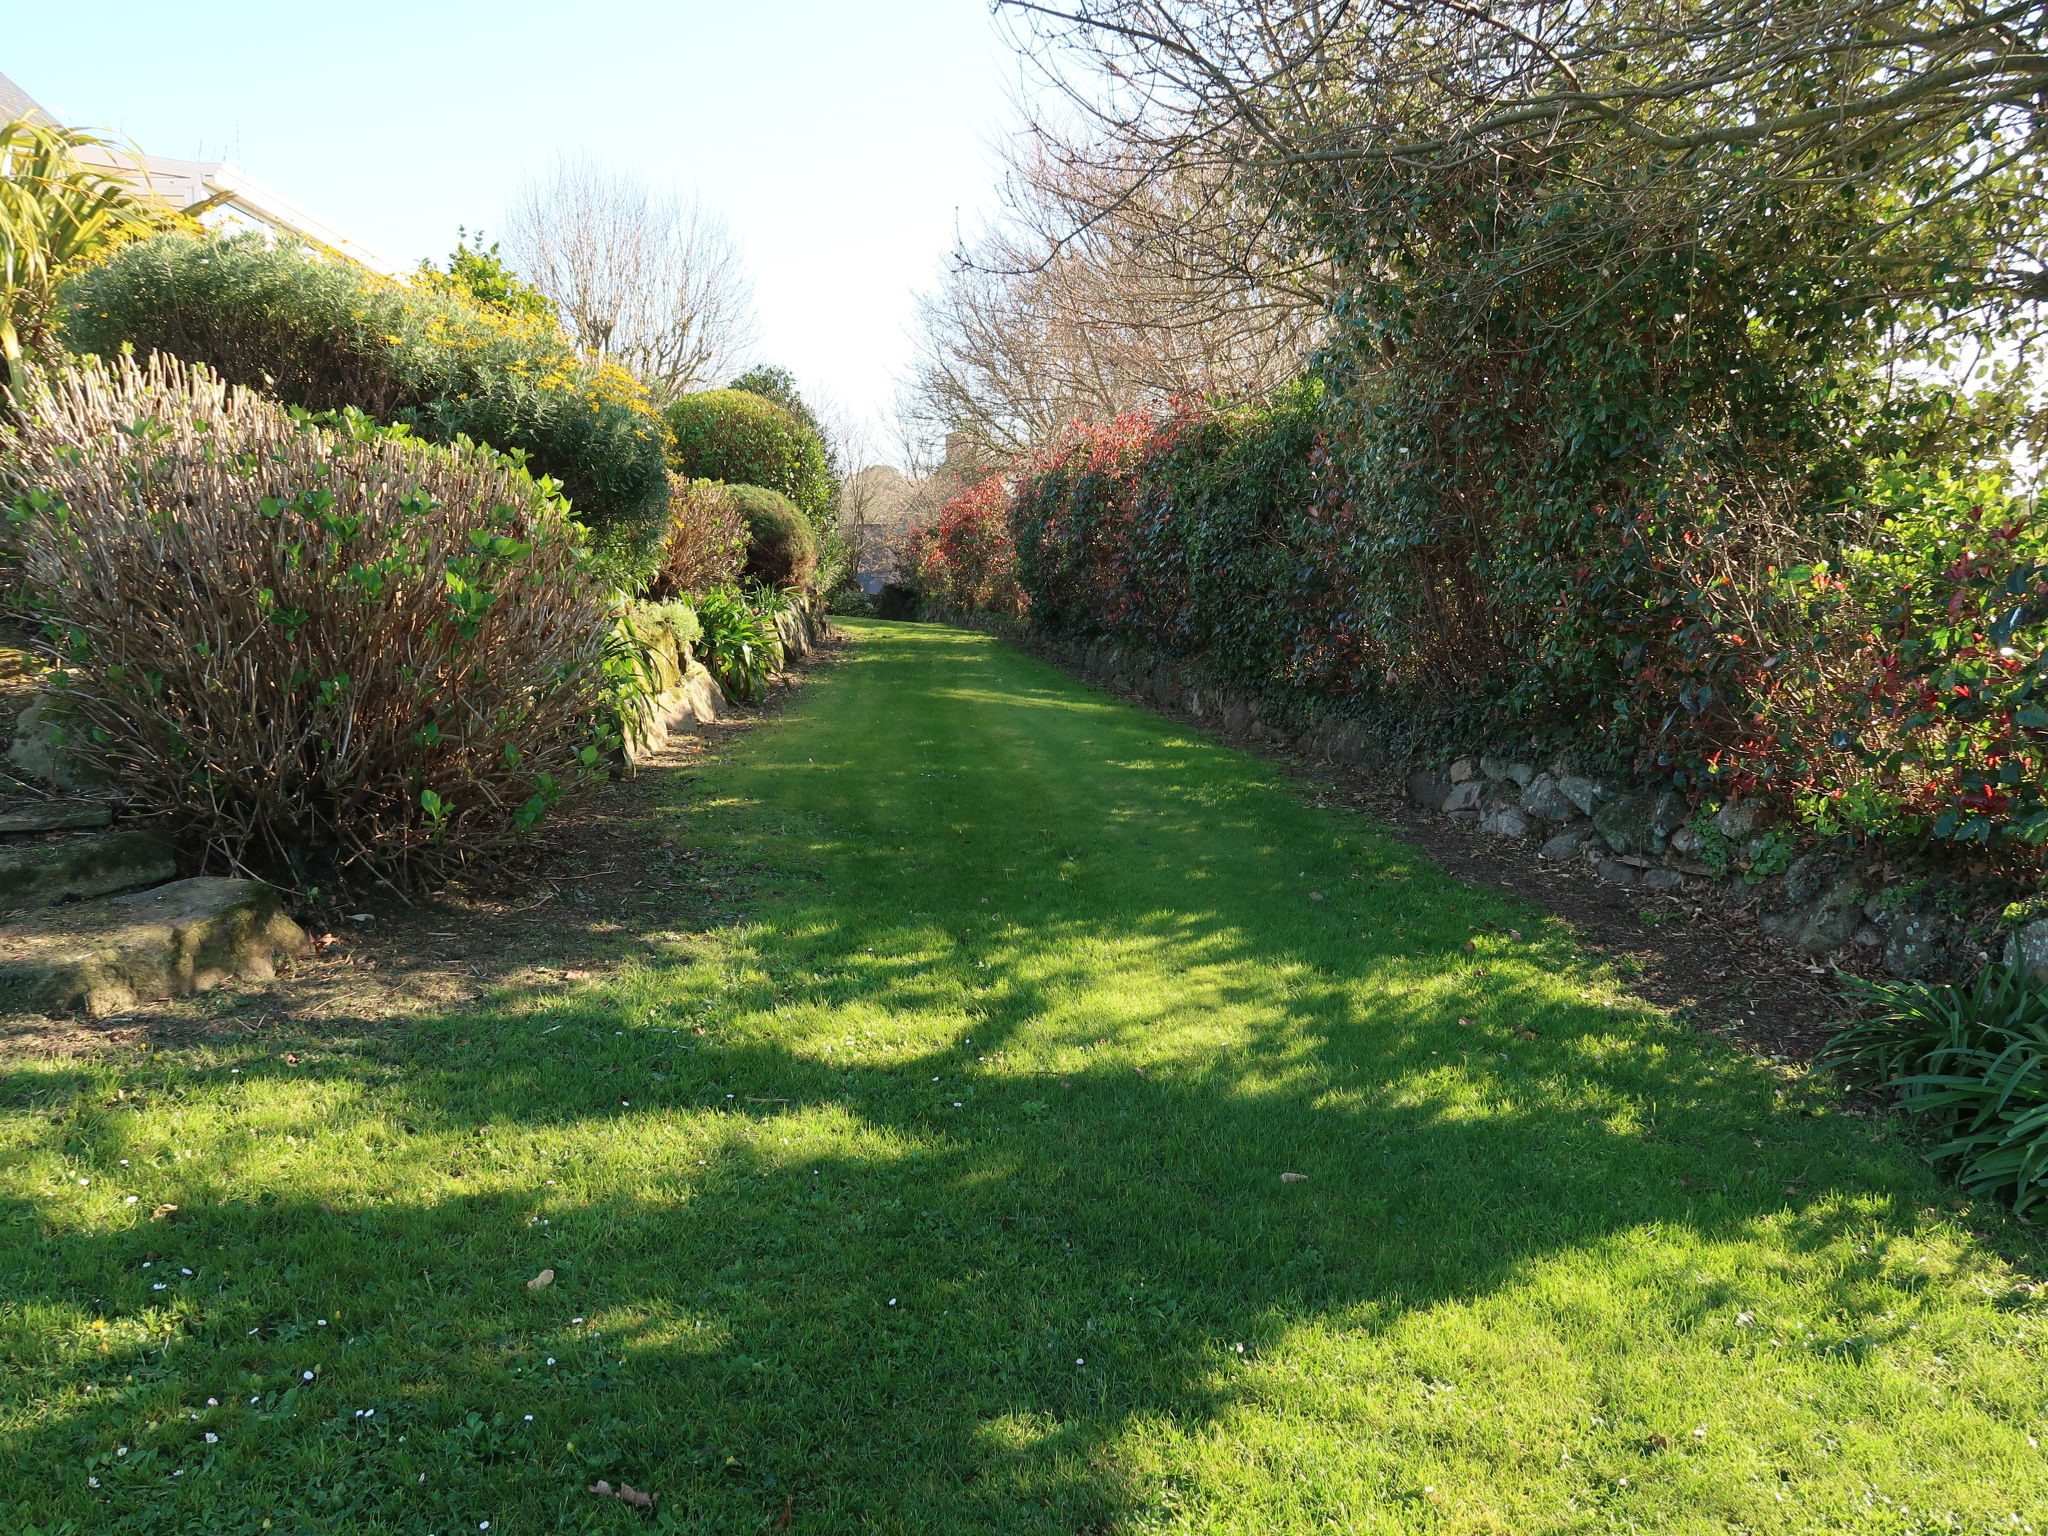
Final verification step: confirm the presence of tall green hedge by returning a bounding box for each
[663,389,831,522]
[61,233,671,565]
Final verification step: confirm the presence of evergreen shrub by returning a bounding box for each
[664,389,832,521]
[60,232,672,569]
[729,484,818,590]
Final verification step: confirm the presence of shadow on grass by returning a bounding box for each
[1,621,2039,1534]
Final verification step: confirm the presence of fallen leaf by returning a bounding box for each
[283,1053,300,1065]
[1280,1172,1308,1183]
[1456,1016,1472,1027]
[1509,928,1524,940]
[589,1480,657,1511]
[1308,891,1324,901]
[772,1494,793,1529]
[527,1268,555,1291]
[564,969,592,980]
[149,1204,178,1222]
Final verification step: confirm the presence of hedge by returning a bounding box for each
[61,232,671,570]
[664,389,832,523]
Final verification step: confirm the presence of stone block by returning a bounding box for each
[1478,807,1531,839]
[1640,868,1685,892]
[1797,875,1868,953]
[1406,771,1453,812]
[0,876,310,1017]
[0,829,174,910]
[1442,780,1486,812]
[1478,755,1516,782]
[1519,772,1577,823]
[1538,825,1594,861]
[1592,858,1641,886]
[1448,757,1479,783]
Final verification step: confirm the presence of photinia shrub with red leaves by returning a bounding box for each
[907,474,1029,619]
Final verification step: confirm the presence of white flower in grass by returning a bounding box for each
[203,1433,218,1444]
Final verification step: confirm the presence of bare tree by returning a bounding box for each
[995,0,2048,308]
[907,138,1328,463]
[505,158,756,402]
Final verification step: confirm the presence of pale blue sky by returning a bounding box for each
[6,0,1021,457]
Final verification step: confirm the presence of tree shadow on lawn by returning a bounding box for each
[5,893,2040,1534]
[6,620,2047,1531]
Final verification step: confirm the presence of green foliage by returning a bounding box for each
[0,115,182,390]
[1823,967,2048,1216]
[60,232,671,565]
[693,584,777,701]
[728,483,818,590]
[416,228,553,320]
[663,388,831,521]
[2,352,613,884]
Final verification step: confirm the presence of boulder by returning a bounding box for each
[1406,771,1453,812]
[1478,806,1531,839]
[0,876,310,1016]
[0,803,113,834]
[2007,918,2048,984]
[1448,757,1479,783]
[1595,789,1689,857]
[1557,773,1608,817]
[1478,755,1517,782]
[1519,772,1578,823]
[1592,792,1659,857]
[9,696,116,791]
[0,829,175,910]
[1641,868,1686,892]
[1714,799,1774,839]
[1886,913,1947,977]
[1591,858,1641,886]
[1796,875,1867,954]
[1538,825,1595,861]
[1442,780,1486,813]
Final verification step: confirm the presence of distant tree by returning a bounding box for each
[506,159,756,403]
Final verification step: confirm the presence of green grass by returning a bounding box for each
[4,619,2047,1535]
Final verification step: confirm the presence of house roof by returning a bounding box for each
[0,69,51,125]
[3,66,399,276]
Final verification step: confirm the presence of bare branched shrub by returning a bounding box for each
[2,355,615,887]
[646,475,748,599]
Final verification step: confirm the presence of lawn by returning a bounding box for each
[3,618,2046,1535]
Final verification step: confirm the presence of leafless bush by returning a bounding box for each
[2,354,615,887]
[646,475,748,599]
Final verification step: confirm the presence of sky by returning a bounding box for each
[5,0,1024,463]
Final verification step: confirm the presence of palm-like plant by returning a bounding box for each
[1821,967,2048,1217]
[0,116,172,391]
